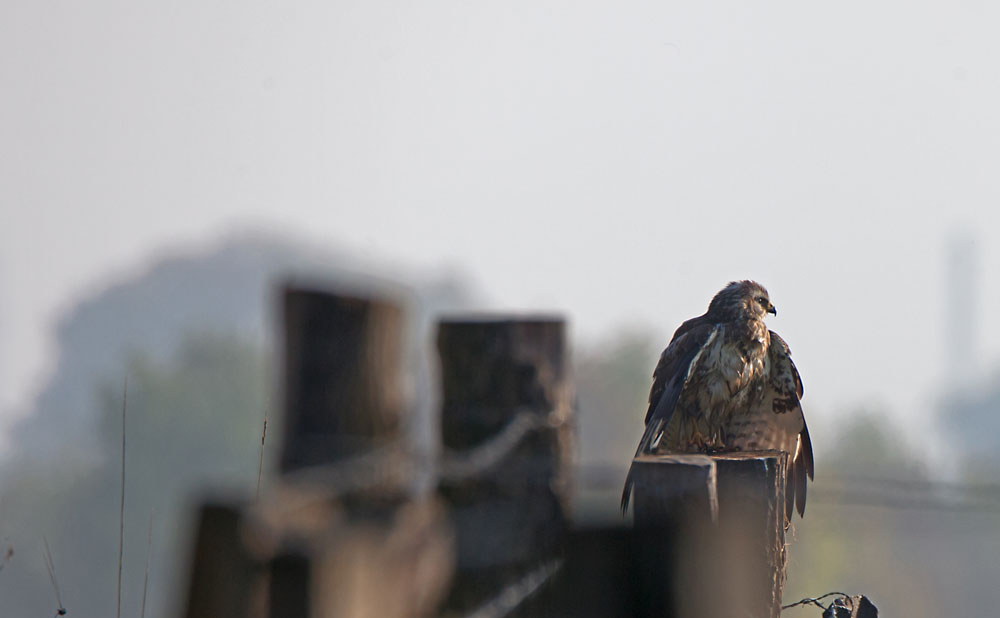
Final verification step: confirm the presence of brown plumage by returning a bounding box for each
[621,280,814,521]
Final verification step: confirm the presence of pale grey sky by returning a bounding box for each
[3,0,1000,452]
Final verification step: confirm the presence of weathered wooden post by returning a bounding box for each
[526,525,673,618]
[268,552,310,618]
[630,454,718,618]
[714,451,788,617]
[253,498,454,618]
[279,286,406,476]
[184,285,454,618]
[630,451,788,618]
[261,286,453,617]
[436,317,574,614]
[181,503,256,618]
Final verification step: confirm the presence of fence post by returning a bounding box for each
[181,503,256,618]
[436,317,574,614]
[279,285,406,476]
[526,525,671,618]
[256,499,454,618]
[630,454,717,618]
[260,286,453,617]
[714,451,788,618]
[630,451,788,618]
[184,285,454,618]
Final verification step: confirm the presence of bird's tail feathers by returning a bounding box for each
[621,418,666,514]
[800,423,815,480]
[635,417,665,457]
[785,426,814,521]
[621,471,633,513]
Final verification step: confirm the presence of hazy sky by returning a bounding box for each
[3,0,1000,449]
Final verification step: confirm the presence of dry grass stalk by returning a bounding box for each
[116,377,127,618]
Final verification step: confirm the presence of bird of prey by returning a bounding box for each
[620,280,814,520]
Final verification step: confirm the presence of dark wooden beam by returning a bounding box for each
[526,525,673,618]
[435,317,573,614]
[714,451,788,618]
[630,451,788,618]
[260,498,454,618]
[181,503,256,618]
[185,286,455,618]
[278,285,406,475]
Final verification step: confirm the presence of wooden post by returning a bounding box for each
[261,286,454,617]
[631,454,718,525]
[279,285,406,474]
[630,451,788,618]
[436,317,573,614]
[630,454,717,618]
[253,498,454,618]
[182,503,256,618]
[268,552,310,618]
[714,451,788,618]
[526,526,671,618]
[184,286,454,618]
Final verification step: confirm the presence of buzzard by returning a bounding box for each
[620,280,814,520]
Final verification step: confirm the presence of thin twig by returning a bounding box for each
[116,377,127,618]
[256,417,268,500]
[140,511,154,618]
[43,537,66,616]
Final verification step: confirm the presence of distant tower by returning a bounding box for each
[946,231,979,387]
[0,262,6,412]
[0,264,4,393]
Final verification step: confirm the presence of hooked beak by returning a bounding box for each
[768,304,777,316]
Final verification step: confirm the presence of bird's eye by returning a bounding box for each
[756,296,767,305]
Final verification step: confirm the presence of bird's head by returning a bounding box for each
[707,280,776,321]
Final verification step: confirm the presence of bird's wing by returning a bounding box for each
[645,317,717,426]
[621,318,718,512]
[728,331,814,520]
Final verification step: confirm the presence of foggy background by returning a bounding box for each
[3,0,1000,616]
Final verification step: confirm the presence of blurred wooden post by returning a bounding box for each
[254,499,454,618]
[262,286,455,617]
[527,526,673,618]
[185,285,454,618]
[182,503,256,618]
[279,286,406,474]
[436,318,573,614]
[630,451,787,618]
[268,552,310,618]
